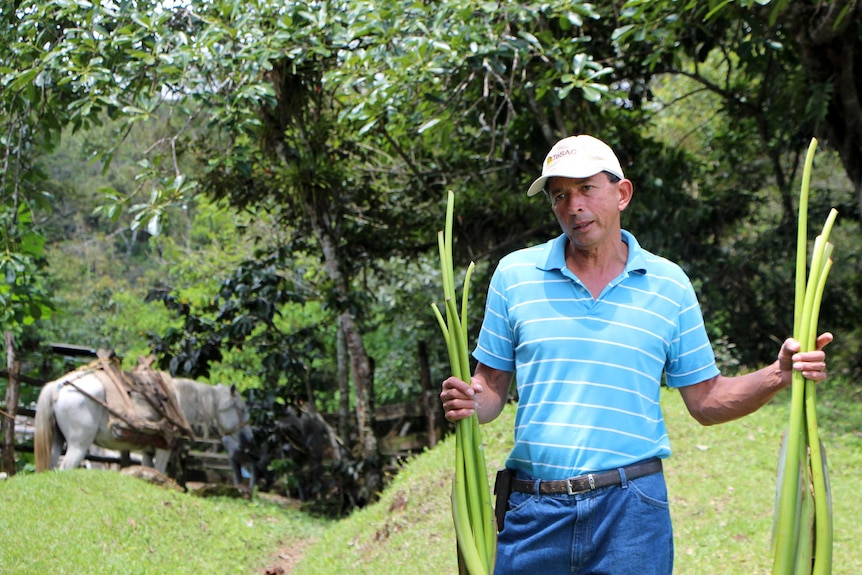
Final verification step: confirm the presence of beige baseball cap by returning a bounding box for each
[526,135,625,196]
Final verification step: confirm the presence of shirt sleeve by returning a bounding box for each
[472,265,516,372]
[664,281,720,388]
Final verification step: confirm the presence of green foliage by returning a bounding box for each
[0,207,53,330]
[144,243,334,395]
[5,0,862,440]
[626,48,860,368]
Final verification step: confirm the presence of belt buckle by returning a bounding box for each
[565,473,596,495]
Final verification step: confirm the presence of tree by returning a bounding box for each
[613,0,862,220]
[0,0,758,421]
[9,0,862,493]
[607,0,862,366]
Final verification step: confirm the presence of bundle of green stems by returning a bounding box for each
[772,138,836,575]
[431,190,496,574]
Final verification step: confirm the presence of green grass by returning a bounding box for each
[293,386,862,574]
[3,386,861,574]
[0,469,328,574]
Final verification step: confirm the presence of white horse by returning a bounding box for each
[34,371,258,487]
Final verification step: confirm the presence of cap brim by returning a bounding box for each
[526,176,548,197]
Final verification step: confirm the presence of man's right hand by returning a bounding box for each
[440,375,481,422]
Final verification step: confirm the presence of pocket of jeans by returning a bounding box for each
[625,473,670,509]
[507,490,537,515]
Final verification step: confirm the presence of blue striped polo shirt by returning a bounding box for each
[473,230,719,480]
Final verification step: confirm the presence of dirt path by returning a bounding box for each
[261,539,310,575]
[256,491,312,575]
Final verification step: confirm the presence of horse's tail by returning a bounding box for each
[34,382,57,472]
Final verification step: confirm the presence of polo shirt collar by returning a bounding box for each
[538,229,648,275]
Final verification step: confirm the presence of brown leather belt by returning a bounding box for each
[510,458,663,496]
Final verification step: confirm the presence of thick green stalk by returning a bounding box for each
[807,251,833,575]
[793,472,814,575]
[793,138,818,333]
[773,138,818,575]
[460,262,495,566]
[444,192,456,310]
[435,296,486,573]
[474,415,496,564]
[452,459,488,574]
[461,262,475,342]
[812,439,834,575]
[802,215,836,575]
[447,296,487,563]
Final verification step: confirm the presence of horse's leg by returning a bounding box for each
[50,434,64,469]
[54,384,105,471]
[59,444,90,470]
[141,449,155,467]
[152,448,171,474]
[221,435,244,486]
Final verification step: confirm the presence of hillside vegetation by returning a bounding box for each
[3,387,861,574]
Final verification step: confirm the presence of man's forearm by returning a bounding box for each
[474,363,513,424]
[682,361,786,426]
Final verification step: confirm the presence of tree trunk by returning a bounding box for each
[784,1,862,218]
[317,226,382,499]
[2,332,21,476]
[417,339,440,448]
[336,323,351,442]
[303,369,318,414]
[337,310,382,496]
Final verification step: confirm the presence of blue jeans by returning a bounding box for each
[494,469,673,575]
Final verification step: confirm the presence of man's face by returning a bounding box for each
[547,172,631,253]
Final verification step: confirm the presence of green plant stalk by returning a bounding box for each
[434,296,488,574]
[794,138,818,333]
[773,138,818,575]
[807,250,834,575]
[475,417,496,562]
[433,190,495,574]
[433,288,486,573]
[446,296,487,566]
[444,191,492,570]
[784,239,831,575]
[793,471,814,575]
[800,212,836,575]
[458,260,495,567]
[452,467,487,574]
[814,439,835,575]
[443,215,488,570]
[773,138,838,575]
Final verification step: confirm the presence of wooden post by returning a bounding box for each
[418,340,438,448]
[2,331,21,475]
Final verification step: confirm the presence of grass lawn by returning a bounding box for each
[0,469,328,574]
[663,387,862,574]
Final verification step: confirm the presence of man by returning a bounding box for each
[440,134,832,575]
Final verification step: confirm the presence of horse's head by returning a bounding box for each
[214,384,252,439]
[215,385,266,488]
